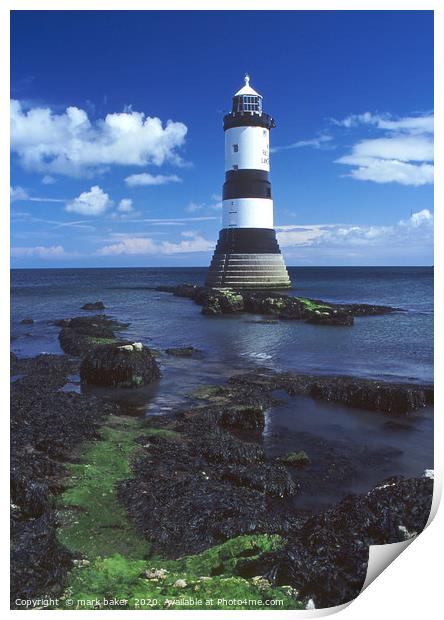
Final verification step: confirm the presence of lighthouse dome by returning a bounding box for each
[234,74,261,97]
[232,74,262,114]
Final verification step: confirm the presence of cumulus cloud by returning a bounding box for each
[11,100,188,177]
[117,198,133,213]
[124,173,181,187]
[66,185,113,216]
[276,209,433,251]
[11,245,68,259]
[333,112,434,186]
[97,231,214,256]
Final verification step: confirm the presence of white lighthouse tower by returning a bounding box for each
[206,75,291,289]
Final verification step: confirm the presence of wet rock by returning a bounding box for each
[201,289,244,315]
[278,451,311,467]
[20,318,34,324]
[80,342,160,388]
[81,300,105,311]
[218,404,265,431]
[155,284,400,325]
[10,353,118,604]
[119,408,300,557]
[166,346,200,357]
[58,315,129,356]
[237,476,433,608]
[228,370,433,415]
[305,310,353,326]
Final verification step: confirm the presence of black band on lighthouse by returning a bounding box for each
[223,169,272,200]
[213,228,282,254]
[223,112,276,131]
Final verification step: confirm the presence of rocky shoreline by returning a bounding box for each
[155,284,403,326]
[10,309,433,609]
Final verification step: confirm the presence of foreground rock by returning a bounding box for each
[119,385,433,607]
[237,475,433,607]
[10,354,118,606]
[119,403,299,558]
[155,285,402,326]
[80,341,160,388]
[57,315,129,356]
[81,301,105,311]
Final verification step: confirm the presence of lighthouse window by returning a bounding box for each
[232,164,238,170]
[232,144,238,153]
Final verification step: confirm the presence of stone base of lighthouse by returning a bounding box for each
[205,228,291,289]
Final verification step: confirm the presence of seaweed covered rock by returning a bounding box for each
[218,404,265,431]
[305,310,353,326]
[119,409,300,557]
[10,353,118,605]
[80,342,160,388]
[58,315,129,356]
[166,346,200,357]
[81,300,105,311]
[201,289,244,315]
[156,284,400,325]
[237,475,433,608]
[278,451,311,467]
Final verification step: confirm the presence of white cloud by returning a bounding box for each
[11,244,67,259]
[10,185,65,203]
[333,112,434,186]
[10,185,29,201]
[117,198,133,212]
[11,100,188,177]
[185,201,204,213]
[66,185,113,216]
[97,231,214,256]
[42,175,56,184]
[277,209,433,251]
[124,172,182,187]
[271,134,332,154]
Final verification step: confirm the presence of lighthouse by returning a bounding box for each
[205,75,291,289]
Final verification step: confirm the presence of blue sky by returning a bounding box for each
[10,10,434,267]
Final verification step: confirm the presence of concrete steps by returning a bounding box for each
[205,252,291,289]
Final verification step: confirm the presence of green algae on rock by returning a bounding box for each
[58,536,303,610]
[56,415,178,560]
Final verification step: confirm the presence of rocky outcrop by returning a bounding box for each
[57,315,129,356]
[10,353,118,605]
[80,342,160,388]
[227,370,433,415]
[237,475,433,607]
[155,284,402,326]
[81,301,105,311]
[119,404,299,557]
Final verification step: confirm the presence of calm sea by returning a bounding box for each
[11,266,433,383]
[10,266,433,507]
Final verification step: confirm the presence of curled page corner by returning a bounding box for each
[361,469,437,594]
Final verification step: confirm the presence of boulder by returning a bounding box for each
[81,301,105,311]
[58,315,129,356]
[80,342,160,388]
